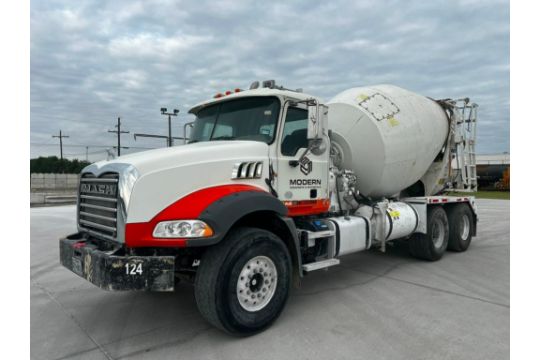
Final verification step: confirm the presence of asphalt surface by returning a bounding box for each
[31,199,509,360]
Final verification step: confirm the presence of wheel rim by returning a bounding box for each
[431,218,445,249]
[460,214,470,240]
[236,256,278,312]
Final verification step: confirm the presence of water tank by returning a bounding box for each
[328,85,449,197]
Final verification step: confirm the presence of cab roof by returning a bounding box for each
[188,87,322,115]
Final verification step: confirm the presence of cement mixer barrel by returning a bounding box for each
[327,85,449,198]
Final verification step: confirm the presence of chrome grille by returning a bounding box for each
[78,173,119,241]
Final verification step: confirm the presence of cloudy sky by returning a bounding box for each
[31,0,509,161]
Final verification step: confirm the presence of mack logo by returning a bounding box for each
[299,156,312,175]
[81,183,116,196]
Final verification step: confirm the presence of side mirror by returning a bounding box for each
[183,121,194,144]
[307,102,326,140]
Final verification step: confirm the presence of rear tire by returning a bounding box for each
[409,206,449,261]
[194,227,291,336]
[447,204,473,252]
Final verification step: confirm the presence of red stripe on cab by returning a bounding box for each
[125,184,264,247]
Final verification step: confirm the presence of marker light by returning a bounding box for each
[214,93,223,98]
[225,90,232,95]
[234,88,242,93]
[152,220,214,238]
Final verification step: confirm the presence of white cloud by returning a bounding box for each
[108,33,212,59]
[30,0,509,159]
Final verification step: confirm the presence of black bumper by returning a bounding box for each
[59,234,176,292]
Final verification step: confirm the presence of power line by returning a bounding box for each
[63,149,109,156]
[108,117,130,157]
[30,143,156,150]
[133,133,185,146]
[52,130,69,160]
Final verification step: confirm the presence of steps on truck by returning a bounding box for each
[302,258,340,272]
[302,229,335,247]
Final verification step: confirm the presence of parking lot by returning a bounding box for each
[31,199,509,360]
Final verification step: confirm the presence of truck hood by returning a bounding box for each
[83,140,269,176]
[82,140,271,224]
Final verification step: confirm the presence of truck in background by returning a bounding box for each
[60,81,478,335]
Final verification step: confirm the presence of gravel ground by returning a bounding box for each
[30,199,509,360]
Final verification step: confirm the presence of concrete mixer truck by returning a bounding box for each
[60,80,479,335]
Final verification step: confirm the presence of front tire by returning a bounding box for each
[194,227,291,336]
[409,206,449,261]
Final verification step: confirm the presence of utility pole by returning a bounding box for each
[160,108,179,147]
[52,130,69,160]
[108,117,129,156]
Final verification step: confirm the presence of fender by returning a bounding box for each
[194,190,288,246]
[197,192,303,280]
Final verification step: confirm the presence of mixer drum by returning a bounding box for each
[327,85,449,198]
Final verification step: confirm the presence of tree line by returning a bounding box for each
[30,156,91,174]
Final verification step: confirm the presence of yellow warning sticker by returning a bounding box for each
[387,116,399,127]
[356,94,369,102]
[388,210,400,219]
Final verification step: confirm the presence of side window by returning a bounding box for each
[190,106,218,142]
[281,107,308,156]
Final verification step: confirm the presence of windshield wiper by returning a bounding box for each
[211,136,236,141]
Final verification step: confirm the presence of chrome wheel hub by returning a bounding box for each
[236,256,278,312]
[460,214,470,240]
[432,218,445,248]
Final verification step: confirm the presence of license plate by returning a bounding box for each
[72,257,83,276]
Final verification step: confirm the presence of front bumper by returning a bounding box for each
[59,233,175,292]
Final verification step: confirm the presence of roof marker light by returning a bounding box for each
[225,90,232,95]
[234,88,242,93]
[214,93,223,98]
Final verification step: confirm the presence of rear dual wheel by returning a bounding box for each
[408,204,474,260]
[194,227,291,336]
[409,206,449,261]
[447,204,474,252]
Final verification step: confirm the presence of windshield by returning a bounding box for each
[189,97,280,144]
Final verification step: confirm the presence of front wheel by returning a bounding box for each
[194,227,291,336]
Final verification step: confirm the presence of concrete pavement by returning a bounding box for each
[30,199,509,360]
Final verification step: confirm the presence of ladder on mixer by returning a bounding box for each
[453,99,478,192]
[440,98,478,192]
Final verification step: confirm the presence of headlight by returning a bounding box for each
[152,220,214,238]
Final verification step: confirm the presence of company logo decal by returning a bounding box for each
[289,178,322,188]
[299,156,312,175]
[81,183,117,196]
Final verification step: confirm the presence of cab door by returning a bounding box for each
[274,102,330,215]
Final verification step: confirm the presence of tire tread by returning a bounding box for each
[408,206,448,261]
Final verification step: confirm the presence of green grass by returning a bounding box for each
[445,190,510,200]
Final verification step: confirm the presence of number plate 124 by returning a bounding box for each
[125,262,143,275]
